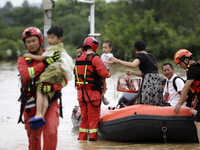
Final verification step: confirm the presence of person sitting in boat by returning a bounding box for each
[106,40,163,106]
[162,63,187,106]
[174,49,200,143]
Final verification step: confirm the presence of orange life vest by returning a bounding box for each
[19,58,39,99]
[74,53,101,91]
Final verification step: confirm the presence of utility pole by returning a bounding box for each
[42,0,52,50]
[76,0,101,45]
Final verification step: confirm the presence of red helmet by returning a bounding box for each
[22,27,43,46]
[174,49,192,64]
[83,37,99,52]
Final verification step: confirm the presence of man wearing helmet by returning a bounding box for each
[17,27,68,149]
[74,37,111,141]
[174,49,200,143]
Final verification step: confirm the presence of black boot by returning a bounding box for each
[89,138,96,141]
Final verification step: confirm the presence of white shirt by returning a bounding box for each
[164,74,186,106]
[101,53,113,69]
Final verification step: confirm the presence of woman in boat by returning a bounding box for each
[108,40,163,105]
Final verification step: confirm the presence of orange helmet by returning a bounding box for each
[174,49,192,65]
[83,37,99,52]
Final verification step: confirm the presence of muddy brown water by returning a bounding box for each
[0,62,199,150]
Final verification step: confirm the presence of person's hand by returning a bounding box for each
[126,69,132,76]
[104,61,111,65]
[110,57,119,64]
[191,101,197,109]
[22,52,32,58]
[174,103,181,114]
[37,83,54,93]
[104,57,118,65]
[44,51,61,66]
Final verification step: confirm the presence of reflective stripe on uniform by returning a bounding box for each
[75,66,80,86]
[61,80,66,87]
[28,66,35,79]
[79,128,88,133]
[106,72,111,78]
[190,87,195,93]
[75,65,89,86]
[89,128,98,133]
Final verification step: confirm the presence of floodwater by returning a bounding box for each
[0,62,200,150]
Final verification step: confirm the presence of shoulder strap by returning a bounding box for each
[173,76,185,93]
[146,54,158,70]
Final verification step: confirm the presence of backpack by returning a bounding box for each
[167,76,194,107]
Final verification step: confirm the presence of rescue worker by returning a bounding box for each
[17,27,68,150]
[174,49,200,143]
[74,37,111,141]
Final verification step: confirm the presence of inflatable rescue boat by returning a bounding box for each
[71,93,198,143]
[98,105,198,142]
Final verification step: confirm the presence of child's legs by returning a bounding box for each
[42,95,49,117]
[101,78,107,98]
[35,91,44,118]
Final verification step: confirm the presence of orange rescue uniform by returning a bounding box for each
[74,51,111,140]
[17,52,68,150]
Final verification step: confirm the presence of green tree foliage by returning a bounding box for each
[0,39,24,61]
[6,6,43,28]
[52,0,90,46]
[0,0,200,61]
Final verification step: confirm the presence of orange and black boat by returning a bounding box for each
[71,93,198,142]
[98,105,198,142]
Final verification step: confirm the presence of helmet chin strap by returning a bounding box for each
[181,58,189,67]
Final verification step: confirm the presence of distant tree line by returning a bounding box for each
[0,0,200,61]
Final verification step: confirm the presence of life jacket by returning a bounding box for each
[74,53,101,91]
[17,57,39,123]
[186,61,200,96]
[19,58,38,99]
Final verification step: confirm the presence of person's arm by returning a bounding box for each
[191,95,198,109]
[23,52,47,61]
[93,56,111,79]
[17,56,47,82]
[109,57,140,69]
[179,91,188,105]
[163,92,169,103]
[174,79,194,114]
[126,69,142,77]
[18,51,61,82]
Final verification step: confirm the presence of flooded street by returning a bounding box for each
[0,62,200,150]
